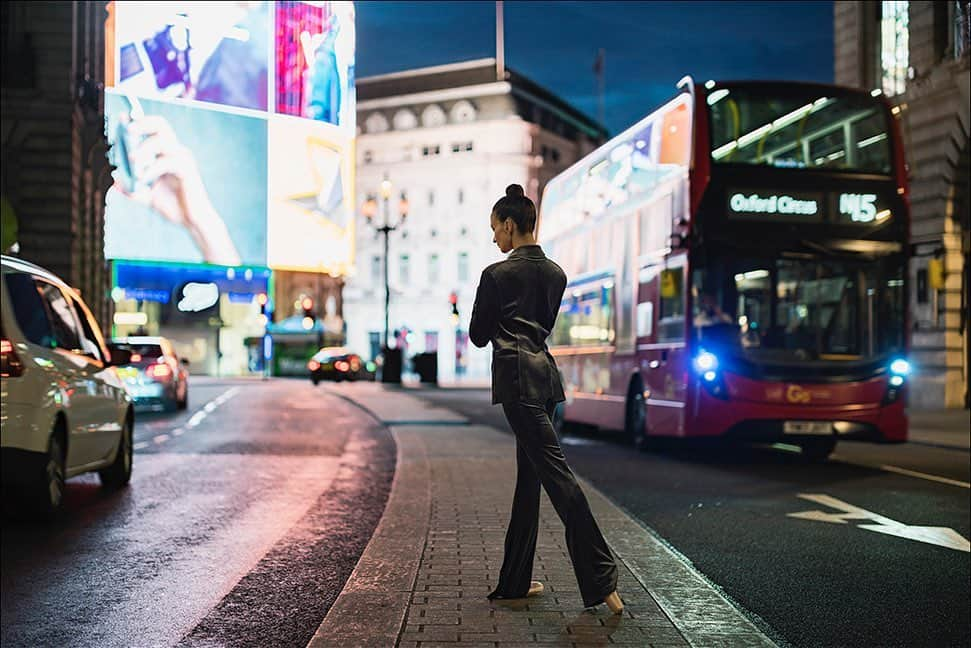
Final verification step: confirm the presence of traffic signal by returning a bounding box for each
[449,292,459,323]
[257,293,269,325]
[301,296,315,330]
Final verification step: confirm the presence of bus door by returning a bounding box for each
[639,255,688,437]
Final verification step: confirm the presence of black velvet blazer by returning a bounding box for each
[469,244,567,405]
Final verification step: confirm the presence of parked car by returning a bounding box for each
[111,336,189,412]
[308,347,375,384]
[1,255,135,516]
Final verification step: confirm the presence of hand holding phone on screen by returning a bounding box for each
[112,106,241,267]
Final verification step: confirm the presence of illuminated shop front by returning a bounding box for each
[111,262,271,376]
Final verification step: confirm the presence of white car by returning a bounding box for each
[1,255,134,516]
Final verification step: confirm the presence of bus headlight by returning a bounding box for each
[890,358,910,376]
[884,357,910,404]
[694,350,728,400]
[693,350,719,373]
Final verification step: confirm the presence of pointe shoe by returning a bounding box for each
[488,581,544,600]
[604,590,624,614]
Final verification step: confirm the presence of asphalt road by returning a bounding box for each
[413,388,971,648]
[1,377,394,648]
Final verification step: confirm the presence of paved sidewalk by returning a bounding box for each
[907,408,971,451]
[309,383,776,648]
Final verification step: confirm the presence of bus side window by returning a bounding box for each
[657,268,685,342]
[636,301,653,338]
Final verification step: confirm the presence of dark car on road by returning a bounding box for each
[112,337,189,412]
[307,347,374,384]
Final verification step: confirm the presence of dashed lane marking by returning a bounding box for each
[136,386,241,448]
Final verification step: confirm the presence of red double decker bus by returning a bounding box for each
[540,78,910,460]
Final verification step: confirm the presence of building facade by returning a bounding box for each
[343,59,605,382]
[1,1,113,329]
[835,1,970,408]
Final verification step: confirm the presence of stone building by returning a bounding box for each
[835,1,970,407]
[1,1,113,328]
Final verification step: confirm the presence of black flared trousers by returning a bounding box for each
[489,400,618,608]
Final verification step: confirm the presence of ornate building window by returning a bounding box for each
[881,1,909,96]
[955,1,970,58]
[450,100,477,124]
[365,112,389,134]
[421,104,447,128]
[393,109,418,131]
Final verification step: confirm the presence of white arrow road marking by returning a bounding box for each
[789,493,970,552]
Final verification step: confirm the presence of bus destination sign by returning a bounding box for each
[727,190,823,222]
[727,188,894,225]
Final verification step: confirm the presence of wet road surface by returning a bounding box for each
[1,377,394,648]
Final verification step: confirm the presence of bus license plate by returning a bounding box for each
[783,421,833,435]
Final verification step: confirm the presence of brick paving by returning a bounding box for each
[309,384,776,647]
[399,427,689,648]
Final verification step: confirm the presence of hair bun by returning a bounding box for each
[505,184,525,198]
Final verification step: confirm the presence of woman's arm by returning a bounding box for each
[469,270,499,348]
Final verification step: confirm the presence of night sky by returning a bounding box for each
[355,1,834,136]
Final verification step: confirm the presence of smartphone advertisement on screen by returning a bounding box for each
[104,1,356,272]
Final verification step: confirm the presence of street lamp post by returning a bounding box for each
[363,173,409,364]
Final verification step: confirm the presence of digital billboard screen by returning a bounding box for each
[267,117,354,273]
[276,1,356,129]
[113,1,271,112]
[104,1,356,272]
[105,91,269,266]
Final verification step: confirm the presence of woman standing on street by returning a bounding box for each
[469,184,623,613]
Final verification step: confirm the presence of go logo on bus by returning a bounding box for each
[786,384,812,404]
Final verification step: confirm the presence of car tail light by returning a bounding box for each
[1,338,25,377]
[147,363,172,381]
[335,360,349,372]
[308,360,320,371]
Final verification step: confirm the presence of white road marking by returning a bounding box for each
[560,437,603,446]
[832,454,970,489]
[789,493,970,552]
[172,428,184,436]
[874,464,970,489]
[133,441,149,451]
[186,412,207,428]
[153,434,170,444]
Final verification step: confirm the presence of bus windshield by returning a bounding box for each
[708,84,893,175]
[691,254,905,364]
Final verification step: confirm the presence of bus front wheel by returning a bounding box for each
[625,387,649,451]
